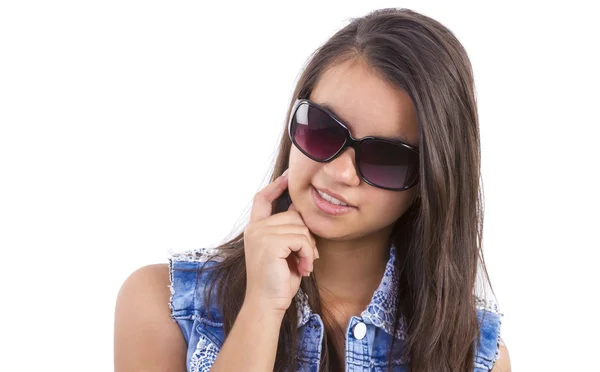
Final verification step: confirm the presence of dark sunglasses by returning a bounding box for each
[288,99,419,191]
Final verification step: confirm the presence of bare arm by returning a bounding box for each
[491,338,511,372]
[114,264,187,372]
[211,298,286,371]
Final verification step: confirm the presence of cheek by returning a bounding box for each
[288,147,316,196]
[288,146,301,168]
[367,188,416,220]
[289,147,317,178]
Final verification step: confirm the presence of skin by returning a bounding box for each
[114,266,509,371]
[286,58,511,371]
[287,58,419,316]
[115,56,511,372]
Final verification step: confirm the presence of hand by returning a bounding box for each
[242,170,319,313]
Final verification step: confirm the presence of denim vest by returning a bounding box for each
[168,243,503,372]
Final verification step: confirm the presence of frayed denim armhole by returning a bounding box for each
[168,256,184,322]
[167,248,228,345]
[474,296,504,371]
[168,257,175,321]
[168,256,200,345]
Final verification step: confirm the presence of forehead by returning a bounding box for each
[308,59,419,147]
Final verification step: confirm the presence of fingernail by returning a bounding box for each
[282,169,289,176]
[314,246,320,259]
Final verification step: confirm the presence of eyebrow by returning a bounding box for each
[318,102,416,146]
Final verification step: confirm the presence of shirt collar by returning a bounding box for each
[295,241,407,340]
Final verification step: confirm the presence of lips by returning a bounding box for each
[312,185,356,208]
[311,186,356,216]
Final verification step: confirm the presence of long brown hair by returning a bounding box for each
[197,7,498,372]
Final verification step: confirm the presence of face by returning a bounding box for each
[288,59,420,240]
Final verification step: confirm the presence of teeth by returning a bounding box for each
[317,189,349,206]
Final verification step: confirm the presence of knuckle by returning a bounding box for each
[304,235,311,246]
[301,226,310,236]
[259,231,272,246]
[253,192,265,203]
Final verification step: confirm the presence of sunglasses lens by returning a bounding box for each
[359,140,419,189]
[290,100,419,190]
[290,102,346,160]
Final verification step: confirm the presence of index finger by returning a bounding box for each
[249,170,289,223]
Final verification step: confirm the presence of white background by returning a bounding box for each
[1,1,598,371]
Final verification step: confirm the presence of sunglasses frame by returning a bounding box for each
[288,98,420,191]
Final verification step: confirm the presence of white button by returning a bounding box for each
[353,321,367,340]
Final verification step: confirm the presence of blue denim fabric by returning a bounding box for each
[168,243,503,372]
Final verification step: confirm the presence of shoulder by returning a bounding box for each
[114,264,187,371]
[116,264,171,311]
[168,247,230,322]
[169,246,229,265]
[491,338,511,371]
[168,247,229,280]
[116,264,171,304]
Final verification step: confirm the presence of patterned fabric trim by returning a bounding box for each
[167,246,229,323]
[170,247,228,263]
[295,288,312,328]
[189,333,220,372]
[167,256,177,322]
[359,243,407,340]
[474,295,501,315]
[475,295,504,362]
[295,242,407,340]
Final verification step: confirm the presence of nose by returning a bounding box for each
[322,147,361,187]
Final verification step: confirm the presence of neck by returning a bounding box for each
[312,229,393,313]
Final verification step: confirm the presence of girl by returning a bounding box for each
[115,7,510,372]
